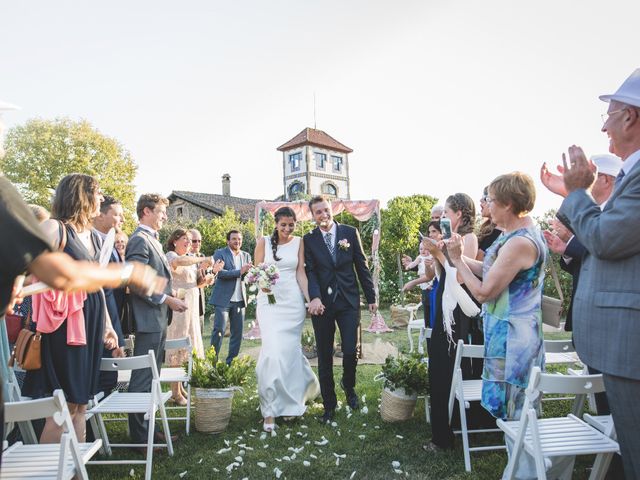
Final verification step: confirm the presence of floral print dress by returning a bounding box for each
[481,227,546,420]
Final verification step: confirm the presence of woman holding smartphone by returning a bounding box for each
[422,192,488,452]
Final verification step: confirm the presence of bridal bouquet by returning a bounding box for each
[246,263,280,304]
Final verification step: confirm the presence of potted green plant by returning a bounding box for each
[188,346,255,433]
[377,353,428,422]
[301,329,317,359]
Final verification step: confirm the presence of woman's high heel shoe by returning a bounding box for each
[263,419,276,432]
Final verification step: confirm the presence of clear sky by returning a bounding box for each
[1,0,638,216]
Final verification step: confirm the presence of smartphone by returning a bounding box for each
[418,230,425,243]
[440,218,452,239]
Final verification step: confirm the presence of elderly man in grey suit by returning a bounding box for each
[556,68,640,479]
[126,194,187,447]
[209,230,252,365]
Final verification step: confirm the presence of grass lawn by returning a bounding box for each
[87,307,596,479]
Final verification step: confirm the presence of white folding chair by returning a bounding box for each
[448,339,505,471]
[406,302,428,354]
[161,336,194,434]
[2,390,102,480]
[543,340,588,415]
[497,367,620,480]
[5,365,38,444]
[86,350,174,480]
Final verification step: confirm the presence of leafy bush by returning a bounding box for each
[188,346,255,389]
[380,353,429,396]
[301,329,316,349]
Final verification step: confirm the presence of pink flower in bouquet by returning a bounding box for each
[246,263,280,304]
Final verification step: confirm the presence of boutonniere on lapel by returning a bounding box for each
[338,239,350,251]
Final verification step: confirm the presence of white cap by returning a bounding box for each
[591,154,623,177]
[599,68,640,108]
[0,99,20,111]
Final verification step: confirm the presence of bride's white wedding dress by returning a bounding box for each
[256,236,320,418]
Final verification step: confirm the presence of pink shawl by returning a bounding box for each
[32,290,87,346]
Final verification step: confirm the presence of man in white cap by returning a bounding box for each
[556,68,640,479]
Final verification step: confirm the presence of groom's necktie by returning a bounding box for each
[324,231,335,258]
[615,169,626,187]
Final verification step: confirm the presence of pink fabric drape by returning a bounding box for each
[255,200,380,225]
[33,290,87,346]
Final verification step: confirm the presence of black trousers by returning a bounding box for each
[311,293,359,411]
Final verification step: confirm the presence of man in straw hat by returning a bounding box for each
[556,68,640,478]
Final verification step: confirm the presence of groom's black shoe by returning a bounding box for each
[318,409,335,423]
[341,380,360,410]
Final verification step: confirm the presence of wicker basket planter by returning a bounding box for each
[194,388,235,434]
[380,387,417,422]
[390,305,413,327]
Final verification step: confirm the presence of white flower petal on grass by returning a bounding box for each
[361,406,369,414]
[362,394,366,403]
[245,446,254,451]
[283,456,291,462]
[347,413,352,419]
[264,444,269,449]
[285,433,291,439]
[251,428,258,433]
[224,440,230,447]
[331,421,338,427]
[212,468,219,473]
[271,429,277,438]
[274,467,283,478]
[129,469,135,477]
[234,456,243,463]
[314,436,329,446]
[288,446,304,454]
[239,450,246,456]
[396,435,404,440]
[374,425,380,430]
[336,458,340,466]
[260,432,267,441]
[362,423,367,427]
[350,471,357,479]
[198,458,203,464]
[217,447,231,454]
[305,440,311,445]
[296,431,304,436]
[310,454,318,459]
[178,472,187,479]
[334,453,346,459]
[257,462,267,468]
[303,461,311,467]
[394,469,403,474]
[291,453,297,460]
[358,435,366,440]
[301,425,308,429]
[392,461,401,468]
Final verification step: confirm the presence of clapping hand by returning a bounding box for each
[562,145,597,194]
[445,233,464,262]
[540,162,568,197]
[542,230,568,255]
[212,259,225,274]
[401,254,413,269]
[550,218,571,243]
[240,262,253,275]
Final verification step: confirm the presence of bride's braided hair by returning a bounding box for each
[445,193,476,236]
[271,207,297,261]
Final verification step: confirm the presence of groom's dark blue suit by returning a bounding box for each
[304,223,376,412]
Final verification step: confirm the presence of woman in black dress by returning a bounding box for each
[423,193,485,451]
[23,174,118,442]
[476,186,502,261]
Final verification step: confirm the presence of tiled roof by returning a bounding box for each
[168,190,262,221]
[277,127,353,153]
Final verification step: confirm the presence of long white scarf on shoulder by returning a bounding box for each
[439,260,480,345]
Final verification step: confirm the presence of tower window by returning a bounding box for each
[332,155,343,172]
[289,152,302,172]
[322,183,337,196]
[314,152,326,169]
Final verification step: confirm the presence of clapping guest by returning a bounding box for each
[189,228,211,334]
[422,193,483,452]
[165,228,221,404]
[446,173,572,478]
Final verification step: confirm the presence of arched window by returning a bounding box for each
[322,182,337,197]
[288,181,305,199]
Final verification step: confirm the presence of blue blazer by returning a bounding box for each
[208,247,252,307]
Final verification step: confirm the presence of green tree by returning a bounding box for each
[1,117,137,230]
[379,194,438,304]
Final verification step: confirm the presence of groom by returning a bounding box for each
[304,195,377,422]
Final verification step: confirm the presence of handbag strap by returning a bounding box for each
[57,220,68,252]
[548,256,564,301]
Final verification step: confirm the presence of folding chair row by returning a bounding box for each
[447,339,505,472]
[497,367,620,480]
[2,390,102,480]
[162,336,194,435]
[86,349,174,480]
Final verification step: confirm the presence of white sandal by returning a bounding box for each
[263,421,276,432]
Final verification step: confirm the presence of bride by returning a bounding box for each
[254,207,320,432]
